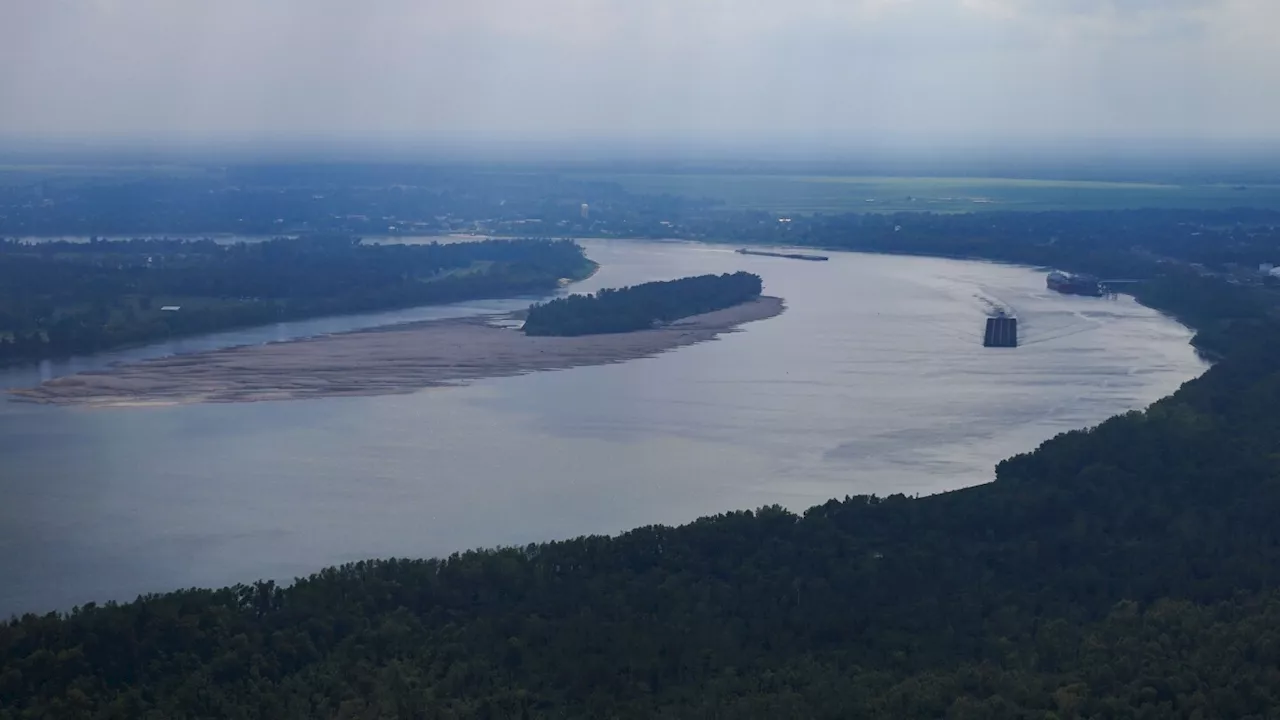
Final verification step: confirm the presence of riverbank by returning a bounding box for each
[11,296,784,407]
[0,237,598,367]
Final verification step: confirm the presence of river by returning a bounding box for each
[0,239,1206,615]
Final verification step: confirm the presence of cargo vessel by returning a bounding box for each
[736,248,829,262]
[1047,271,1103,297]
[983,312,1018,348]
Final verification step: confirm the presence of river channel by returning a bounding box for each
[0,239,1206,614]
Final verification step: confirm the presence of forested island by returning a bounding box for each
[0,237,594,363]
[522,271,763,336]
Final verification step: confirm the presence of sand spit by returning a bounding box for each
[12,297,785,408]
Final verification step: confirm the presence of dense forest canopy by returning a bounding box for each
[0,237,593,363]
[522,272,763,336]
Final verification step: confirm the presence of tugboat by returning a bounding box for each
[1047,271,1103,297]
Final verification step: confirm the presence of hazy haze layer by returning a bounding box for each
[1,0,1277,146]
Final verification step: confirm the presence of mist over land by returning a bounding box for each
[3,0,1280,182]
[4,136,1280,187]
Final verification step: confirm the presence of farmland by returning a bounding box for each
[576,173,1280,214]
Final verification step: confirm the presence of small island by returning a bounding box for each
[524,272,764,336]
[12,278,784,406]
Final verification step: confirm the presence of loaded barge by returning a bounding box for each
[736,248,830,262]
[983,312,1018,348]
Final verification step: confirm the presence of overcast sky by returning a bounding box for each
[1,0,1277,148]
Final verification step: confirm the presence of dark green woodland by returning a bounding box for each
[0,237,593,364]
[522,272,763,336]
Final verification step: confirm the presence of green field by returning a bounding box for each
[580,173,1280,214]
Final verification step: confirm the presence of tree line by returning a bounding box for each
[523,272,763,336]
[0,168,714,237]
[0,237,593,363]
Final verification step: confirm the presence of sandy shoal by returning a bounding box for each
[12,297,785,407]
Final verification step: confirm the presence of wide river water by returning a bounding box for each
[0,239,1206,615]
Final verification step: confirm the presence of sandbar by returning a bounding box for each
[12,297,785,407]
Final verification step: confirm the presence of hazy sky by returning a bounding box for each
[1,0,1277,146]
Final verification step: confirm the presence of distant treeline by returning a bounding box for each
[0,168,714,237]
[523,271,762,336]
[654,207,1278,273]
[0,237,593,363]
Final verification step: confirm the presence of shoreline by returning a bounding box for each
[11,297,785,408]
